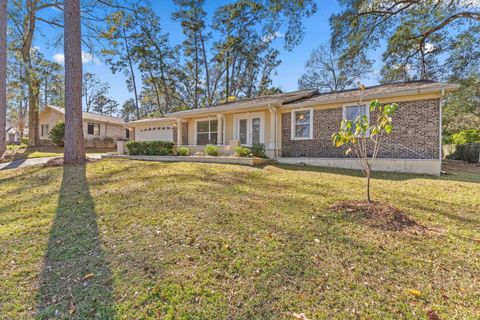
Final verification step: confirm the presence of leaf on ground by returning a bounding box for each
[406,289,422,297]
[82,273,95,281]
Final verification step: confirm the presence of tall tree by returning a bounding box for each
[63,0,85,164]
[133,7,177,113]
[172,0,211,107]
[82,72,109,112]
[298,44,371,92]
[0,0,6,155]
[101,10,141,119]
[330,0,480,82]
[8,0,63,147]
[92,94,118,115]
[36,51,64,108]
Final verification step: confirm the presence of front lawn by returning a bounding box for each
[0,159,478,319]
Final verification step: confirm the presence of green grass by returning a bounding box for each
[0,159,479,319]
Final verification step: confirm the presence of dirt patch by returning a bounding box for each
[442,159,480,175]
[43,157,98,168]
[330,200,425,232]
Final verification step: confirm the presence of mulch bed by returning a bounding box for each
[43,157,98,168]
[330,200,425,232]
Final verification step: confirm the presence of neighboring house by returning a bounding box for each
[39,105,129,147]
[127,81,459,175]
[6,126,20,144]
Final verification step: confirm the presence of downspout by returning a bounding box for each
[268,103,278,158]
[439,88,445,161]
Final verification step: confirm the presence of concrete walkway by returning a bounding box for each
[0,154,104,171]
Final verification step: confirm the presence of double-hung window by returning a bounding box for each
[343,105,369,135]
[41,124,49,137]
[196,119,218,145]
[88,123,100,136]
[291,109,313,139]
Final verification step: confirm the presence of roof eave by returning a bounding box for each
[166,101,282,118]
[280,84,460,110]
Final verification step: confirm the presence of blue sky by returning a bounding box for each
[37,1,382,105]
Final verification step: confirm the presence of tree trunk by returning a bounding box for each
[25,0,40,147]
[194,35,199,109]
[199,31,211,106]
[147,69,163,115]
[367,170,371,203]
[122,28,140,120]
[0,0,6,155]
[64,0,85,164]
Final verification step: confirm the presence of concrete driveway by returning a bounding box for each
[0,154,104,171]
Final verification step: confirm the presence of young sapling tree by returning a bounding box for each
[332,100,398,202]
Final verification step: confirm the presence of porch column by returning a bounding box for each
[268,106,278,153]
[216,114,223,145]
[176,119,182,145]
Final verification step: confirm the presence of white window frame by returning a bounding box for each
[233,112,265,146]
[194,117,218,145]
[87,122,101,136]
[291,108,313,140]
[41,124,49,138]
[342,104,370,137]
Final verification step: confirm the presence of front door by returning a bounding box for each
[235,113,264,146]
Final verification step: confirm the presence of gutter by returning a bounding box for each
[439,87,445,161]
[280,84,460,110]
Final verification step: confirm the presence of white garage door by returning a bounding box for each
[136,125,174,142]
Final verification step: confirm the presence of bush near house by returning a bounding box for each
[175,146,190,156]
[449,129,480,145]
[204,145,219,156]
[235,146,251,157]
[250,143,267,158]
[49,121,65,147]
[126,141,175,156]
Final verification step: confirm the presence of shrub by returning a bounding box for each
[103,136,114,145]
[49,121,65,147]
[235,146,251,157]
[250,143,267,158]
[450,129,480,145]
[204,145,219,156]
[176,146,190,156]
[126,141,175,156]
[20,137,28,145]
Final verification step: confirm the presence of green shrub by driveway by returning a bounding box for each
[126,141,174,156]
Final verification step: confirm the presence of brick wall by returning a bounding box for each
[281,99,440,159]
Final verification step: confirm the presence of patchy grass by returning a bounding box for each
[0,159,479,319]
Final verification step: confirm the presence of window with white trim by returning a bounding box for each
[292,109,313,139]
[87,122,100,136]
[41,124,49,137]
[196,119,218,145]
[343,105,369,133]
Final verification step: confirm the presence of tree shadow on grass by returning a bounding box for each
[36,164,114,319]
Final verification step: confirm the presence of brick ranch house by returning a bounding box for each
[126,81,459,175]
[39,105,129,148]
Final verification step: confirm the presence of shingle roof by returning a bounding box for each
[46,105,126,125]
[166,81,458,118]
[166,90,318,117]
[284,80,459,107]
[127,117,177,125]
